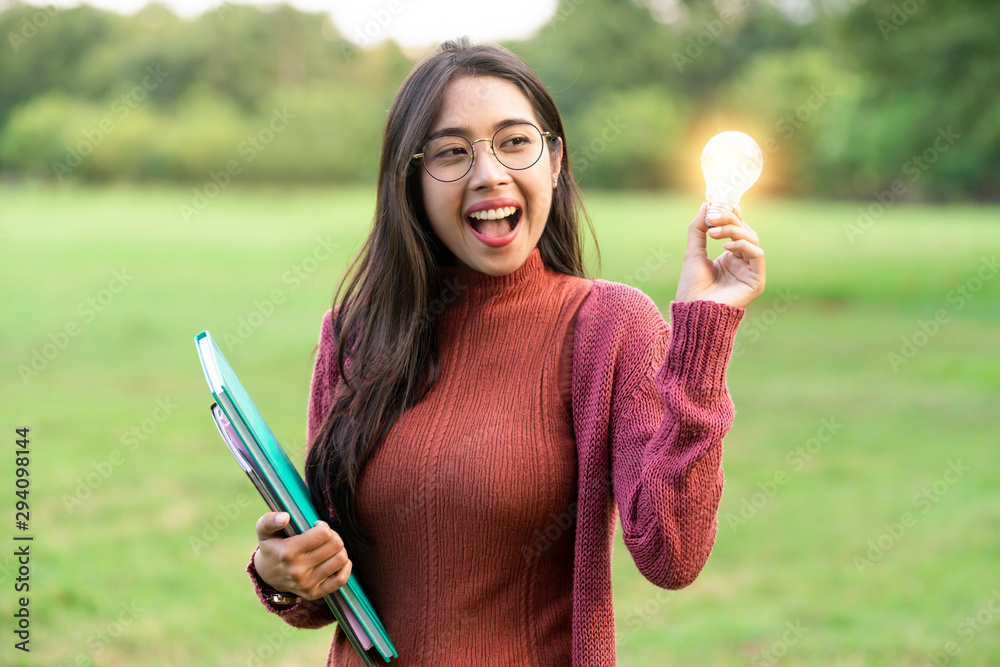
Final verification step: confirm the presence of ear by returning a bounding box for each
[548,136,563,187]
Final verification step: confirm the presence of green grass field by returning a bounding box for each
[1,183,998,666]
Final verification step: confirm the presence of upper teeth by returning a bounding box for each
[469,206,518,220]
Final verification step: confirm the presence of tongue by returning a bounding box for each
[474,216,512,238]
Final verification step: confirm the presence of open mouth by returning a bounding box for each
[466,206,522,239]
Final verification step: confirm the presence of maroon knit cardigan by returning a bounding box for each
[248,270,744,665]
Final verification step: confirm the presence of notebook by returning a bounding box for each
[195,330,397,664]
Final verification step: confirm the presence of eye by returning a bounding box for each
[495,123,539,153]
[433,145,468,159]
[426,137,471,164]
[499,134,533,150]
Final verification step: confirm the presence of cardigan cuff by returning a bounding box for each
[659,300,744,399]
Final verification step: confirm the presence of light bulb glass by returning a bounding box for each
[701,131,763,218]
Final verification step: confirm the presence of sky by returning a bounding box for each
[30,0,561,49]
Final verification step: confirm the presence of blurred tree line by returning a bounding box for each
[0,0,996,199]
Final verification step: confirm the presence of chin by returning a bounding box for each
[472,255,514,276]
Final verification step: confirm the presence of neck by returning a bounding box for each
[439,247,545,298]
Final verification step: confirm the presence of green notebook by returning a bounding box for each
[195,330,396,664]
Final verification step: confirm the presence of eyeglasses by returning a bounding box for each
[413,122,556,183]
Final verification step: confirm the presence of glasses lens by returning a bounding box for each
[493,123,545,171]
[422,135,472,182]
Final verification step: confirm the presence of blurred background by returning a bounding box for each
[1,0,998,665]
[1,0,998,197]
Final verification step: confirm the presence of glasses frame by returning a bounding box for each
[412,122,556,183]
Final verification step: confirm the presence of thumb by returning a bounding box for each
[685,202,710,258]
[256,511,290,540]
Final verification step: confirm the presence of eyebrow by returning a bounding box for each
[425,118,536,142]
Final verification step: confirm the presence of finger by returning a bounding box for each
[728,206,759,239]
[284,521,344,559]
[722,240,766,278]
[707,223,760,246]
[256,512,290,540]
[302,521,344,554]
[312,548,352,588]
[288,544,350,597]
[705,203,742,227]
[706,205,747,230]
[308,557,353,600]
[685,202,710,258]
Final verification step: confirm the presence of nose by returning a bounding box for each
[466,138,510,190]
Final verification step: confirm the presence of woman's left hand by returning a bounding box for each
[675,202,766,309]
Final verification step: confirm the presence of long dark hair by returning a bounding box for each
[305,37,599,554]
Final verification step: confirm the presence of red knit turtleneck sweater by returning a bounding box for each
[248,247,745,666]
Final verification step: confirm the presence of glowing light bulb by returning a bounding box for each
[701,131,763,221]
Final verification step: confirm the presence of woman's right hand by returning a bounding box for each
[253,511,353,600]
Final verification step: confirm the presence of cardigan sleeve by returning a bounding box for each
[245,308,340,627]
[580,282,744,589]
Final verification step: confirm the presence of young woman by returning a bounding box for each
[247,38,764,666]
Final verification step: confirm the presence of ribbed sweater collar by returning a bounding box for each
[438,246,545,299]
